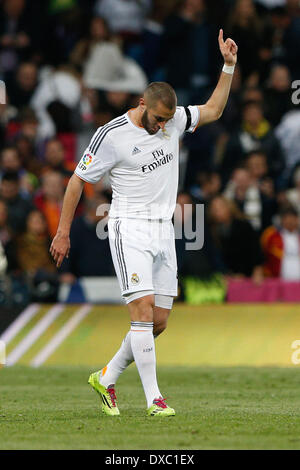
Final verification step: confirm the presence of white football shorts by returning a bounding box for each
[108,218,178,298]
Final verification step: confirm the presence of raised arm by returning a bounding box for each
[50,173,85,268]
[197,29,238,126]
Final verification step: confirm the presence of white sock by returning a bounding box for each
[99,330,159,388]
[99,331,134,387]
[130,321,161,408]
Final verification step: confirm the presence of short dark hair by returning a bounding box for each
[18,107,38,123]
[245,149,267,160]
[144,82,177,110]
[242,100,263,111]
[196,170,220,186]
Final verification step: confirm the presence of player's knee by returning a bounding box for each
[131,295,155,323]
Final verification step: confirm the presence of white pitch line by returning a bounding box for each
[6,304,65,366]
[31,304,92,367]
[0,303,40,345]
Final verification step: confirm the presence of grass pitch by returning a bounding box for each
[1,365,300,449]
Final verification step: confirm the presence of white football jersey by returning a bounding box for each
[75,106,200,220]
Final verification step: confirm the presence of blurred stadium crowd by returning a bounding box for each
[0,0,300,305]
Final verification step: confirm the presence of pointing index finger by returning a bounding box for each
[218,29,224,46]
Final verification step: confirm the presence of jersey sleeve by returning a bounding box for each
[173,106,201,136]
[74,131,117,184]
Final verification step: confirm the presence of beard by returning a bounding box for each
[141,109,160,135]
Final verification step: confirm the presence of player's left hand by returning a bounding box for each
[218,29,238,66]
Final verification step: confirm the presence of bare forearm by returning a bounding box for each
[207,69,233,118]
[197,30,237,126]
[57,174,84,235]
[208,29,237,117]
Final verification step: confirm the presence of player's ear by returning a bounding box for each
[139,97,146,109]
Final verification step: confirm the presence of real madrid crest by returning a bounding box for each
[131,273,140,284]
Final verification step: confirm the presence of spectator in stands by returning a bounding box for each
[244,149,268,181]
[13,107,39,148]
[183,112,223,190]
[221,100,285,186]
[42,138,74,180]
[0,239,7,277]
[74,11,148,95]
[92,88,136,124]
[6,62,38,108]
[162,0,219,105]
[0,199,17,272]
[261,206,300,279]
[226,0,272,84]
[81,34,123,91]
[174,191,219,279]
[15,208,58,302]
[190,170,221,203]
[31,66,82,139]
[43,138,95,200]
[0,171,33,233]
[41,138,94,201]
[83,38,147,95]
[208,195,264,282]
[283,0,300,80]
[245,149,277,204]
[0,145,38,198]
[141,0,178,81]
[16,209,54,277]
[70,16,113,68]
[285,166,300,216]
[224,166,276,232]
[13,134,43,177]
[94,0,151,38]
[0,146,23,177]
[275,110,300,186]
[241,85,264,105]
[269,5,290,65]
[59,195,114,281]
[103,90,133,119]
[34,171,64,238]
[264,64,292,127]
[43,1,84,67]
[0,0,34,81]
[218,63,242,132]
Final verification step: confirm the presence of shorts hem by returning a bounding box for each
[153,289,178,297]
[121,286,154,296]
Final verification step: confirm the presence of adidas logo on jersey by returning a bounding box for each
[132,146,141,155]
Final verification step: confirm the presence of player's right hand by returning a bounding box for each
[50,232,70,268]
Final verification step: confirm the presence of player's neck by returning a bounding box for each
[128,107,144,129]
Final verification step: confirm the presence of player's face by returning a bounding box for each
[142,101,175,135]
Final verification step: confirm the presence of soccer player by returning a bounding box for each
[50,30,238,417]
